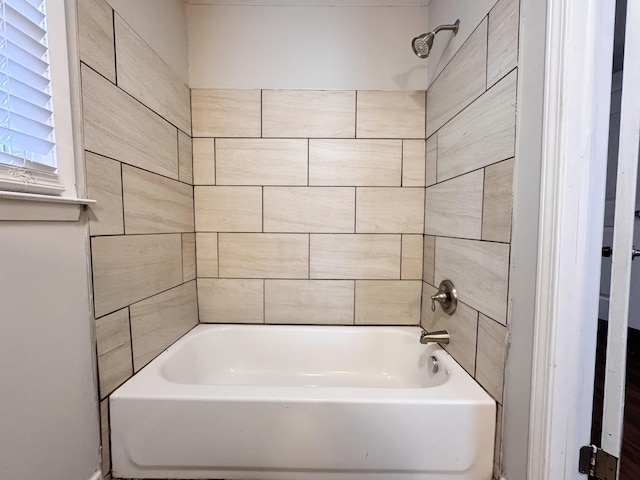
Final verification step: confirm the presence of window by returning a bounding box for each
[0,0,63,195]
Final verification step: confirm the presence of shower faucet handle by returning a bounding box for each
[430,292,448,312]
[430,280,458,315]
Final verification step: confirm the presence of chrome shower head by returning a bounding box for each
[412,32,435,58]
[411,19,460,59]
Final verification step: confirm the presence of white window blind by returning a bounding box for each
[0,0,55,173]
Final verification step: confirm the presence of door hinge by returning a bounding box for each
[579,445,618,479]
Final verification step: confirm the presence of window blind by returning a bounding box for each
[0,0,55,171]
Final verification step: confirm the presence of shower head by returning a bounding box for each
[411,19,460,58]
[412,32,435,58]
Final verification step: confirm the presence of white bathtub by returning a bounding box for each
[110,324,496,480]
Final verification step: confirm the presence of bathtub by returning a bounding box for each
[110,324,496,480]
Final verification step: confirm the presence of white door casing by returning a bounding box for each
[526,0,615,478]
[601,0,640,460]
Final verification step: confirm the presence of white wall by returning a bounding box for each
[0,221,100,480]
[426,0,496,85]
[106,0,189,84]
[187,5,429,90]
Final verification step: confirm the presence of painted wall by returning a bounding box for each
[105,0,189,84]
[187,5,429,90]
[420,0,518,477]
[78,0,198,477]
[0,222,100,480]
[426,0,497,85]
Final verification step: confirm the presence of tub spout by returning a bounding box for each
[420,330,450,345]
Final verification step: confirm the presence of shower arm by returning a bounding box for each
[433,20,460,36]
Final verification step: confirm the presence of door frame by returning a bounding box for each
[525,0,616,478]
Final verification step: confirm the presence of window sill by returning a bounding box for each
[0,191,96,222]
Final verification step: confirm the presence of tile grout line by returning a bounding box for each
[111,9,117,86]
[126,306,134,377]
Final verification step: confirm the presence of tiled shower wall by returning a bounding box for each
[191,91,427,324]
[420,0,519,476]
[77,0,197,477]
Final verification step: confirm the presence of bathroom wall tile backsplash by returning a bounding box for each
[264,280,355,325]
[129,281,198,372]
[78,2,197,477]
[476,313,509,402]
[262,90,356,138]
[424,170,484,239]
[421,7,518,470]
[194,90,426,324]
[81,64,179,179]
[356,91,426,138]
[487,0,520,88]
[192,89,262,137]
[426,19,488,137]
[309,139,402,186]
[114,16,191,133]
[77,0,115,82]
[198,279,264,323]
[436,70,517,182]
[355,280,422,325]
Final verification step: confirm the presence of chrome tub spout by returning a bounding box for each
[420,330,450,345]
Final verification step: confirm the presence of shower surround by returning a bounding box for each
[191,89,426,325]
[77,0,520,478]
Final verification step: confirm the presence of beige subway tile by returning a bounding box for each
[122,165,194,234]
[92,234,183,317]
[192,138,215,185]
[421,283,478,375]
[264,187,355,233]
[401,235,423,280]
[194,186,262,232]
[438,70,517,182]
[99,399,110,474]
[310,234,401,279]
[309,139,402,186]
[356,187,424,234]
[130,281,198,371]
[178,131,193,184]
[262,90,356,138]
[426,20,487,137]
[182,233,196,281]
[196,233,218,277]
[476,313,508,402]
[426,134,437,186]
[423,235,435,285]
[355,280,421,325]
[425,170,484,239]
[192,89,261,137]
[219,234,309,278]
[216,139,307,186]
[483,159,514,243]
[198,278,263,323]
[265,280,355,325]
[114,16,191,133]
[487,0,519,88]
[81,64,179,179]
[402,140,426,187]
[96,308,132,398]
[435,238,510,324]
[357,91,425,139]
[85,152,123,236]
[78,0,115,82]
